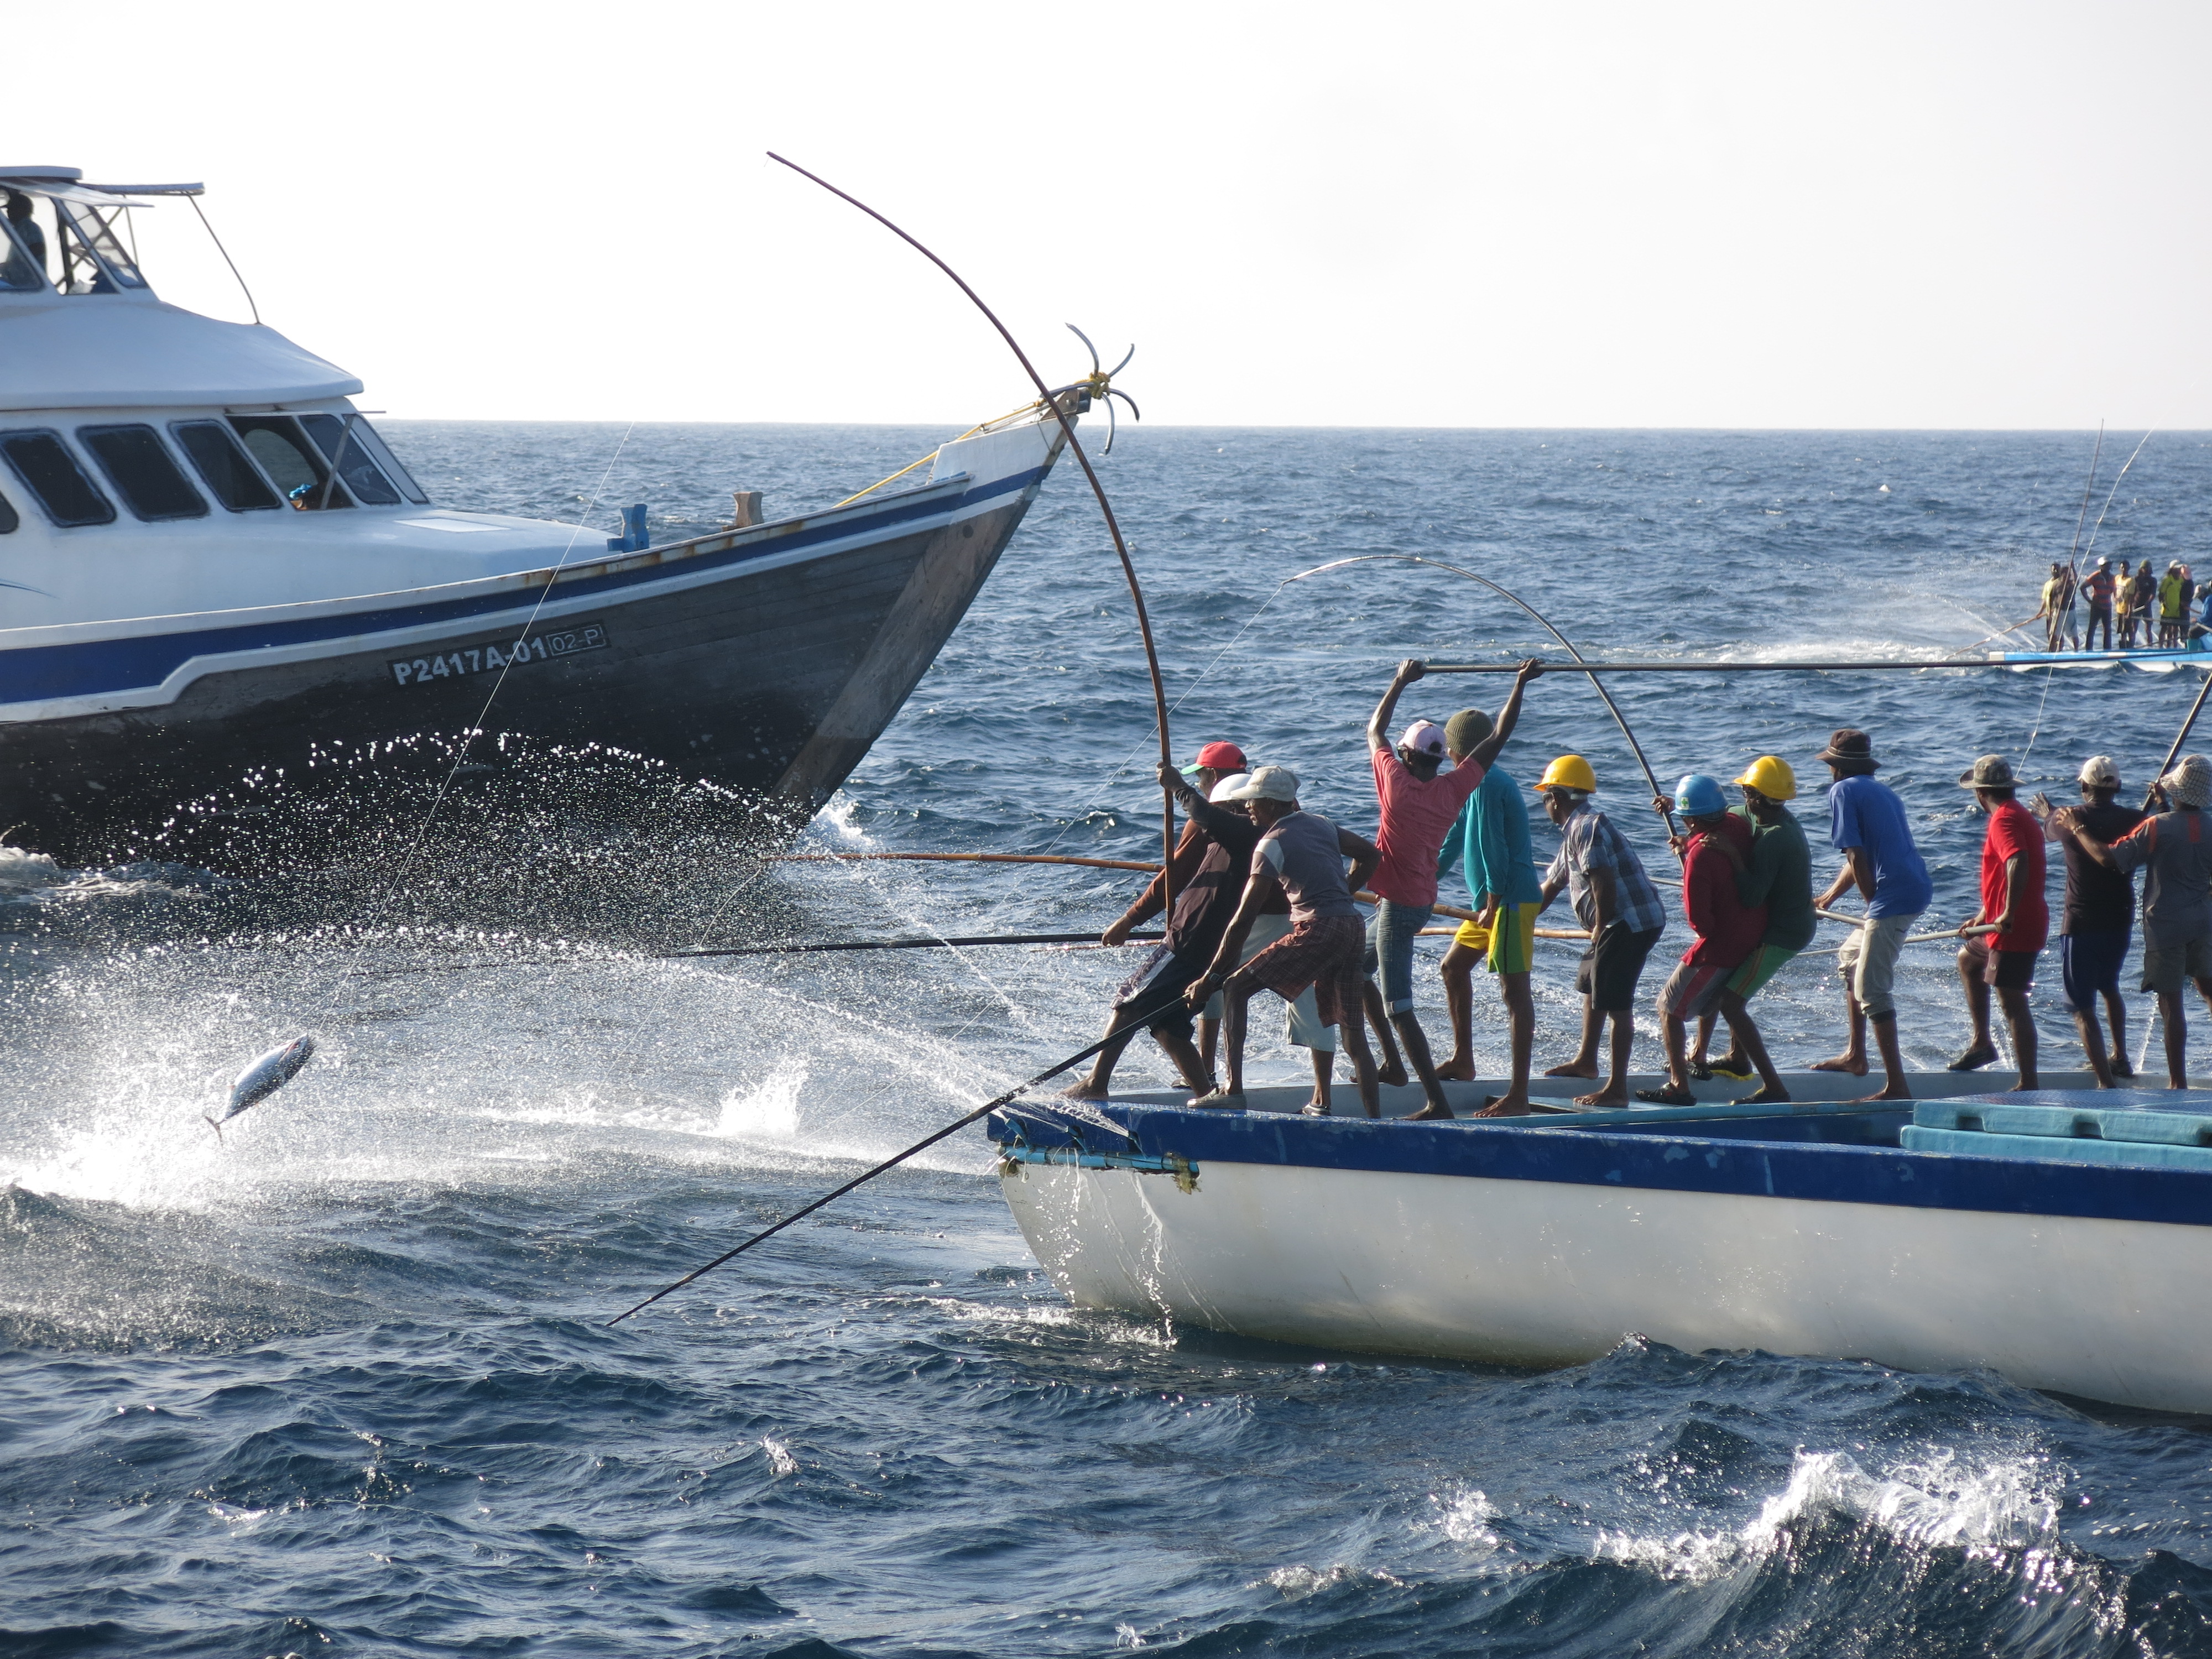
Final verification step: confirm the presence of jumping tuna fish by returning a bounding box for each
[205,1034,317,1139]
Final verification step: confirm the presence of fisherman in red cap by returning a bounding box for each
[1063,742,1249,1099]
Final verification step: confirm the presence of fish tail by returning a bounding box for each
[204,1114,224,1142]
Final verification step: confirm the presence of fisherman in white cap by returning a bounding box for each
[2055,754,2212,1088]
[1357,658,1543,1119]
[1187,765,1386,1117]
[2030,756,2145,1086]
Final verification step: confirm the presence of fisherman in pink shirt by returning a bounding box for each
[1362,658,1542,1119]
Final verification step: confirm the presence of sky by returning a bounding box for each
[15,1,2209,428]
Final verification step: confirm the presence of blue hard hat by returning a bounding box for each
[1675,773,1726,816]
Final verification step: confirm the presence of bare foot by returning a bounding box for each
[1545,1060,1600,1080]
[1474,1094,1532,1117]
[1060,1079,1109,1099]
[1377,1060,1410,1088]
[1731,1086,1792,1105]
[1573,1089,1629,1108]
[1406,1103,1454,1121]
[1851,1084,1915,1102]
[1434,1058,1477,1082]
[1807,1054,1869,1076]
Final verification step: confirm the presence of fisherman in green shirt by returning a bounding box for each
[1684,755,1817,1103]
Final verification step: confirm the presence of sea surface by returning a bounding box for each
[8,422,2212,1657]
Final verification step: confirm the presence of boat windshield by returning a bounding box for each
[55,200,145,292]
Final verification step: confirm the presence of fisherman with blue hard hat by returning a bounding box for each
[1635,773,1767,1107]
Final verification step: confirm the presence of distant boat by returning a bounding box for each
[993,1076,2212,1415]
[0,165,1079,864]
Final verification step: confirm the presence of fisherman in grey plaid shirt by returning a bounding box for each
[1534,755,1667,1107]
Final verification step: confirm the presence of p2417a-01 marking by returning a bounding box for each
[389,622,608,688]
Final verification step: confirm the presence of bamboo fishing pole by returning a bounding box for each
[1416,656,2151,674]
[768,153,1178,911]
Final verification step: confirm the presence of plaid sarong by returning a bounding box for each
[1224,914,1364,1028]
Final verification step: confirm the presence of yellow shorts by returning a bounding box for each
[1452,904,1538,975]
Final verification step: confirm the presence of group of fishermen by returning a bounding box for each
[1067,659,2212,1115]
[2038,556,2207,652]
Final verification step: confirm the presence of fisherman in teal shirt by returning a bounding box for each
[1436,707,1545,1114]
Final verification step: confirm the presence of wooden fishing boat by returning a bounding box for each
[990,1076,2212,1415]
[0,166,1081,864]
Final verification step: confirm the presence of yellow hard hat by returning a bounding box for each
[1535,754,1598,794]
[1733,755,1798,801]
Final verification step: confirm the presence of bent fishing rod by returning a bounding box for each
[1415,655,2206,673]
[768,152,1178,909]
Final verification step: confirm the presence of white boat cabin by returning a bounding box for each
[0,166,587,630]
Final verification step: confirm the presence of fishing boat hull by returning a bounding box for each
[990,1088,2212,1415]
[0,420,1063,864]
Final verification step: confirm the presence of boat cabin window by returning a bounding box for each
[0,488,17,534]
[298,414,401,505]
[342,420,430,504]
[227,415,351,509]
[55,200,145,293]
[0,431,117,527]
[172,421,281,511]
[77,425,208,521]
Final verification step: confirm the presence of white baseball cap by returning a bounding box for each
[1208,771,1251,802]
[1227,764,1300,803]
[2079,755,2122,789]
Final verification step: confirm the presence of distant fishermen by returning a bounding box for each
[2160,564,2188,650]
[2030,757,2143,1087]
[1533,755,1667,1108]
[1948,755,2047,1089]
[1808,728,1932,1103]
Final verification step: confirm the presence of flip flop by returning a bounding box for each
[1300,1103,1332,1117]
[1633,1084,1698,1107]
[1945,1047,1999,1073]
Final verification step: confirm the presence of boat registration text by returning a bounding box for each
[389,622,609,687]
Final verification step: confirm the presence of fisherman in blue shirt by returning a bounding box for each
[1808,728,1933,1102]
[1434,707,1545,1114]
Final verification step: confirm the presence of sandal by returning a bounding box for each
[1686,1060,1714,1082]
[1187,1088,1247,1110]
[1632,1084,1698,1107]
[1300,1102,1332,1117]
[1707,1055,1755,1081]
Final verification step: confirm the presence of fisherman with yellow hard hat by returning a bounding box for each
[1532,753,1666,1107]
[1665,755,1819,1104]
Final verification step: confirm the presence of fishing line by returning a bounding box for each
[1285,554,1678,827]
[316,422,640,1004]
[1033,578,1291,864]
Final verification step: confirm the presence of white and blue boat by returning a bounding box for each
[993,1076,2212,1415]
[0,166,1081,863]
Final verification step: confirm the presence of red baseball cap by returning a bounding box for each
[1188,741,1246,771]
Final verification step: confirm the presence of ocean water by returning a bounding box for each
[7,422,2212,1656]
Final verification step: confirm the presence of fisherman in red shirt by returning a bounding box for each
[1950,754,2048,1088]
[2083,557,2117,653]
[1360,658,1542,1119]
[1636,775,1767,1105]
